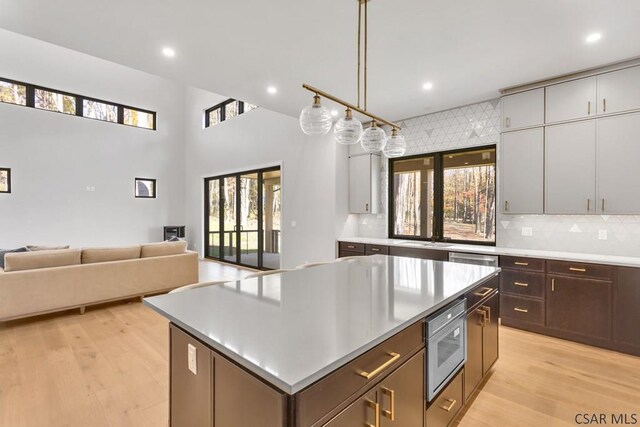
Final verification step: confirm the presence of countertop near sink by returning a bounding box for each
[339,237,640,268]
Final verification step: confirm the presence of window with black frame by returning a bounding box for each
[390,146,496,245]
[205,99,258,128]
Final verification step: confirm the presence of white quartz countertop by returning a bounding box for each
[144,255,499,394]
[339,237,640,268]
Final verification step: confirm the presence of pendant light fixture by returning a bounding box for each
[382,127,407,157]
[299,0,405,157]
[299,94,333,135]
[333,108,363,144]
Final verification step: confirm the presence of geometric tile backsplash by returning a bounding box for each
[353,98,640,257]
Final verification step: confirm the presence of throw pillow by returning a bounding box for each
[0,247,29,269]
[26,245,70,251]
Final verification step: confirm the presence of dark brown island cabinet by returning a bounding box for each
[169,277,500,427]
[336,241,640,357]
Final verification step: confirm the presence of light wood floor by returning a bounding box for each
[1,301,639,426]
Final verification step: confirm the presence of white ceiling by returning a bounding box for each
[0,0,639,122]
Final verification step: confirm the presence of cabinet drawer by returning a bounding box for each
[426,369,463,427]
[389,246,448,261]
[547,260,613,281]
[365,244,389,255]
[339,242,365,254]
[465,276,499,311]
[296,321,423,427]
[500,256,545,272]
[500,294,544,325]
[500,270,545,298]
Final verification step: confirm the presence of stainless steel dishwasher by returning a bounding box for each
[448,252,499,267]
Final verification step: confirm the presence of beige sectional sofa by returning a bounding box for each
[0,241,199,321]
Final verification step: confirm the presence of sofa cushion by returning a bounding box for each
[4,248,81,272]
[0,247,29,269]
[26,245,70,251]
[140,241,187,258]
[81,245,141,264]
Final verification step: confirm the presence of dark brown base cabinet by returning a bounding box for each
[464,282,499,403]
[500,256,639,357]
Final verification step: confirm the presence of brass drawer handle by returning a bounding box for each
[474,287,493,298]
[371,248,380,252]
[514,282,529,287]
[440,398,457,412]
[514,307,529,313]
[569,267,586,272]
[347,245,356,249]
[514,261,529,266]
[481,305,491,326]
[366,400,380,427]
[358,352,400,380]
[476,309,486,325]
[381,387,395,421]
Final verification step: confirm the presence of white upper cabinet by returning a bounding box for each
[545,121,597,214]
[596,112,640,214]
[545,76,597,123]
[501,128,544,214]
[502,88,544,131]
[597,66,640,115]
[349,154,380,214]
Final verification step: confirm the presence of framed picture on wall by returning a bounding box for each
[135,178,156,198]
[0,168,11,193]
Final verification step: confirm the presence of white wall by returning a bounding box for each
[0,29,186,248]
[184,86,355,269]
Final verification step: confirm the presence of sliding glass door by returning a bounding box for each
[205,167,281,269]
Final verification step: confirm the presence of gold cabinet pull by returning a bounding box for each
[569,267,586,272]
[347,245,355,249]
[474,287,493,298]
[371,248,380,252]
[381,387,395,421]
[514,307,528,313]
[358,352,400,380]
[366,400,380,427]
[481,305,491,326]
[440,398,457,412]
[476,308,487,326]
[514,261,529,266]
[551,278,555,292]
[514,282,529,287]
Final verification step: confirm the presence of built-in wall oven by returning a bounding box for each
[425,299,467,401]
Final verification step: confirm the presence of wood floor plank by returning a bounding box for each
[1,298,639,426]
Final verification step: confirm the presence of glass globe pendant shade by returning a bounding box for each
[382,128,407,158]
[333,108,363,145]
[299,95,332,135]
[360,121,388,153]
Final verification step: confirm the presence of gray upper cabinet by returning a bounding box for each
[546,76,597,123]
[502,88,545,131]
[501,128,544,214]
[597,112,640,214]
[597,66,640,115]
[349,154,380,214]
[545,121,596,214]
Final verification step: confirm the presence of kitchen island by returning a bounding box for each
[145,255,500,426]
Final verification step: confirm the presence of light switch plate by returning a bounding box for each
[599,230,608,240]
[187,344,197,375]
[521,227,533,237]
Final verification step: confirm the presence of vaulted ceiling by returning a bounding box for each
[1,0,639,121]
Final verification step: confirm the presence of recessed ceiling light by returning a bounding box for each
[331,109,339,117]
[422,82,434,91]
[585,32,602,44]
[267,86,278,95]
[162,47,176,58]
